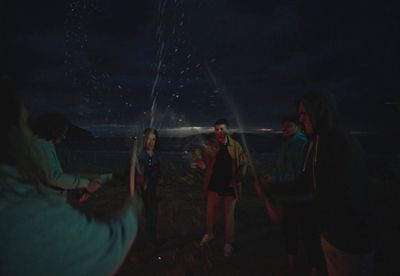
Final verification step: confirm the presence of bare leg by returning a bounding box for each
[207,191,221,237]
[224,195,236,244]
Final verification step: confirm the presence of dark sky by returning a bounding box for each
[1,0,399,136]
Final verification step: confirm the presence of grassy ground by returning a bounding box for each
[66,156,399,276]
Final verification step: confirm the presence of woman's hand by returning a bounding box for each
[255,175,272,199]
[87,178,101,193]
[265,199,283,223]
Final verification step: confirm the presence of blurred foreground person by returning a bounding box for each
[0,75,138,275]
[31,112,107,202]
[298,91,376,276]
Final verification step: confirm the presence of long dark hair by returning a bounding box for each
[0,75,51,188]
[31,112,70,141]
[299,91,339,134]
[0,74,24,166]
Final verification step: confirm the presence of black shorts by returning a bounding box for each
[208,184,235,197]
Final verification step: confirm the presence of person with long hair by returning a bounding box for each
[298,92,376,275]
[0,75,138,275]
[136,128,162,245]
[31,112,103,202]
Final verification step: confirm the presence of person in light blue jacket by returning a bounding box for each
[0,75,138,275]
[31,112,102,200]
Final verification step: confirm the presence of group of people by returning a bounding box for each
[0,73,376,276]
[191,94,376,276]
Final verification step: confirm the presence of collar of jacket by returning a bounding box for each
[211,135,232,148]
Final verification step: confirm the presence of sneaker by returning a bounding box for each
[224,243,233,257]
[199,234,214,246]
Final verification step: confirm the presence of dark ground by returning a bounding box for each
[68,159,400,276]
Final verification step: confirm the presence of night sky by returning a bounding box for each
[2,0,399,136]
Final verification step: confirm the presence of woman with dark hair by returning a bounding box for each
[136,128,162,244]
[31,112,71,143]
[0,75,46,184]
[0,75,138,275]
[31,112,103,201]
[298,92,376,275]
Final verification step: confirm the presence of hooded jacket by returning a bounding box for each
[301,91,375,254]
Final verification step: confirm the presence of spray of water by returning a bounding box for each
[150,0,168,128]
[130,0,170,195]
[204,64,259,185]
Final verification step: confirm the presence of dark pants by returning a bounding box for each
[142,188,158,242]
[282,203,324,268]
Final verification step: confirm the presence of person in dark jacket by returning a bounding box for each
[136,128,162,244]
[259,116,324,274]
[298,91,375,275]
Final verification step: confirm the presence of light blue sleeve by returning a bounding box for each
[0,194,138,276]
[273,134,308,184]
[38,139,90,189]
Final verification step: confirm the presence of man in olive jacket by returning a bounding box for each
[199,119,248,257]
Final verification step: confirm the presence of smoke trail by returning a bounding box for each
[150,0,168,128]
[204,64,259,183]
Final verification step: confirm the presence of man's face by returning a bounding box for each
[298,102,313,134]
[282,121,298,138]
[214,124,228,144]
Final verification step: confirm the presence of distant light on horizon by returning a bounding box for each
[257,128,273,132]
[158,126,213,137]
